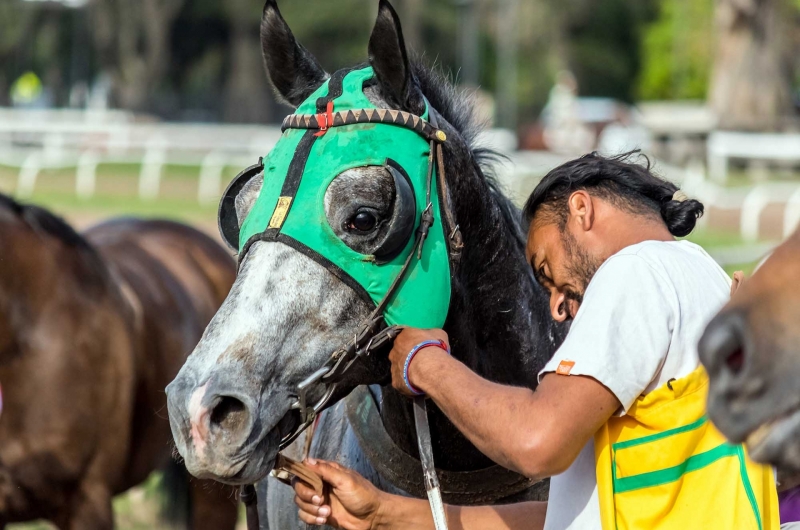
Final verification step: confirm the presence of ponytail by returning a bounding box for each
[661,196,704,237]
[524,151,704,237]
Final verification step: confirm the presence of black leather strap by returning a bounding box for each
[277,234,374,307]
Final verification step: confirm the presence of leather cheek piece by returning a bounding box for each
[218,161,264,252]
[372,161,417,263]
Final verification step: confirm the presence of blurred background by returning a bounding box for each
[2,0,799,525]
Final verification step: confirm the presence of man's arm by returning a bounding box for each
[293,459,547,529]
[381,498,546,530]
[396,334,620,480]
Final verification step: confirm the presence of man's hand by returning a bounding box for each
[387,328,449,396]
[294,458,384,529]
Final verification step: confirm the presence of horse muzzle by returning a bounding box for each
[166,374,288,484]
[700,308,800,468]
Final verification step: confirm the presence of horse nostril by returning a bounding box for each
[699,312,748,378]
[725,347,744,374]
[209,396,248,434]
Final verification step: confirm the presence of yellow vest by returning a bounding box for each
[594,366,779,530]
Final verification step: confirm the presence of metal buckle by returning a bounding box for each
[278,318,392,450]
[449,224,460,240]
[280,365,336,450]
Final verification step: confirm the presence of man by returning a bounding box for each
[293,152,779,529]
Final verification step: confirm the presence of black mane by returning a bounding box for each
[411,62,528,247]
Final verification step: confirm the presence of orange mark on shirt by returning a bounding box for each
[556,360,575,375]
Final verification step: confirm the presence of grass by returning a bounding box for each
[8,474,175,530]
[8,473,247,530]
[0,164,230,231]
[684,229,771,276]
[683,228,747,249]
[721,167,800,188]
[721,262,759,277]
[25,191,218,222]
[0,163,241,206]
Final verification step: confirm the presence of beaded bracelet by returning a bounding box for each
[403,339,451,395]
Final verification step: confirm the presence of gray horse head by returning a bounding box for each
[166,0,451,484]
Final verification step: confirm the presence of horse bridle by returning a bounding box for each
[236,102,463,530]
[280,109,463,450]
[271,105,462,450]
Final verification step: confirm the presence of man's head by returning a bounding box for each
[524,151,704,322]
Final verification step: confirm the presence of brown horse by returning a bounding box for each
[699,228,800,471]
[0,194,239,529]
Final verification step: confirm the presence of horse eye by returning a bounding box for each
[346,211,378,233]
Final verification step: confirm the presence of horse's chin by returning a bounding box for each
[743,407,800,470]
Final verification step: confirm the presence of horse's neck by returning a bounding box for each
[380,152,560,470]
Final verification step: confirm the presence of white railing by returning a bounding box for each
[0,108,284,203]
[0,109,529,205]
[3,109,800,251]
[707,131,800,183]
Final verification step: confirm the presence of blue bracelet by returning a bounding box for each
[403,339,451,395]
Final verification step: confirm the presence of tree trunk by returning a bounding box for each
[90,0,184,113]
[709,0,795,131]
[222,0,271,124]
[0,3,39,106]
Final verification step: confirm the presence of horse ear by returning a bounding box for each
[368,0,425,115]
[261,0,328,107]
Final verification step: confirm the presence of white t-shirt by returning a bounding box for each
[538,240,732,530]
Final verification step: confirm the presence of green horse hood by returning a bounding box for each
[225,66,452,329]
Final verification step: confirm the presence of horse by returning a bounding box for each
[0,193,240,530]
[699,228,800,473]
[166,1,565,528]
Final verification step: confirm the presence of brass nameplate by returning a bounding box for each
[268,196,293,229]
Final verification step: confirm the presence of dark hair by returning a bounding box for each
[523,151,704,237]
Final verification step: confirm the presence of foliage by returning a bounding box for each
[0,0,735,121]
[557,0,658,102]
[637,0,715,100]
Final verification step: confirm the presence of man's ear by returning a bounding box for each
[568,191,594,231]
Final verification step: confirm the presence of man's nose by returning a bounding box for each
[549,290,568,322]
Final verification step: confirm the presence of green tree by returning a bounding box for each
[558,0,656,103]
[637,0,714,101]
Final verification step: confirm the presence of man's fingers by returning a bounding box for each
[306,459,351,489]
[298,509,327,526]
[292,478,322,504]
[294,495,331,517]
